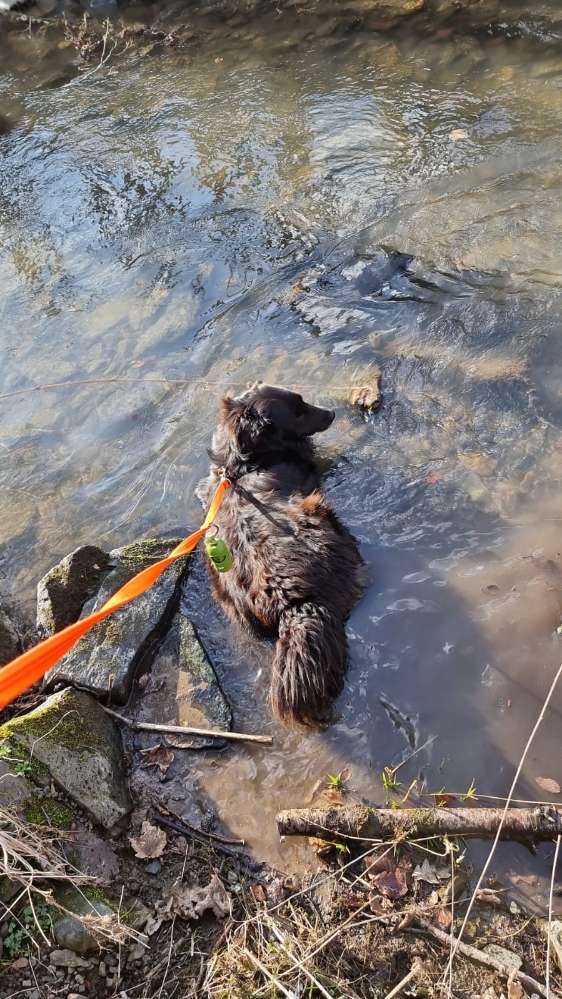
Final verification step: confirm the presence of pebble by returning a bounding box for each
[99,961,107,976]
[145,859,161,875]
[22,980,32,987]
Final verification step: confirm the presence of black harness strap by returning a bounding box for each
[229,479,299,539]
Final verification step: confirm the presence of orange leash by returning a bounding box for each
[0,479,230,711]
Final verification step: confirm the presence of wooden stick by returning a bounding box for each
[410,917,556,999]
[243,948,297,999]
[102,705,273,745]
[383,963,420,998]
[277,803,562,843]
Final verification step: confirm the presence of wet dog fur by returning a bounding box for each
[197,384,365,728]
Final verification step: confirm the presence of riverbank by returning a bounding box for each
[2,0,561,71]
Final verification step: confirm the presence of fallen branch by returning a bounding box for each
[277,803,562,843]
[152,813,261,874]
[102,706,272,745]
[383,959,424,998]
[409,916,556,999]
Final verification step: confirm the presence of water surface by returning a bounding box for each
[2,1,562,907]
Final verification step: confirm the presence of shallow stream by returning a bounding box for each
[2,0,562,908]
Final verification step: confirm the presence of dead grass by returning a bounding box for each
[0,804,145,951]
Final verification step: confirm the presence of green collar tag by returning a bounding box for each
[204,535,234,572]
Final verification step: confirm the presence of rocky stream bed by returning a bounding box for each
[0,536,561,998]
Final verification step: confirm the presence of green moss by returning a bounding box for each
[83,885,113,907]
[24,795,74,829]
[0,693,99,753]
[0,739,49,781]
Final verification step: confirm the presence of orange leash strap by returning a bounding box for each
[0,479,230,711]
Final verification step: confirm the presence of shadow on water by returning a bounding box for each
[2,2,562,909]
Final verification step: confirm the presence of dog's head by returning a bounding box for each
[214,384,335,470]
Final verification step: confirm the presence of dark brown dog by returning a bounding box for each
[198,384,365,728]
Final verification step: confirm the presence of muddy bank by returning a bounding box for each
[2,0,562,69]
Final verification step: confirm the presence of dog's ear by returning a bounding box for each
[220,395,244,426]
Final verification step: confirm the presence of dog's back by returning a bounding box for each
[201,384,365,727]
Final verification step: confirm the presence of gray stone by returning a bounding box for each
[45,539,186,703]
[49,948,92,967]
[37,545,110,637]
[0,688,131,830]
[65,830,120,880]
[0,607,20,667]
[54,902,113,955]
[0,759,34,807]
[145,859,161,875]
[483,944,522,972]
[135,614,231,749]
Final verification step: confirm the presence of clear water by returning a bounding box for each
[2,1,562,907]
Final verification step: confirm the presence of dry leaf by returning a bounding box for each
[413,859,441,885]
[129,821,167,860]
[434,907,453,930]
[139,744,175,776]
[449,128,468,141]
[164,873,230,920]
[372,867,408,899]
[250,884,267,903]
[366,852,395,876]
[144,913,164,936]
[536,776,561,794]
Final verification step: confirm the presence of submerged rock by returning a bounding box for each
[37,545,110,637]
[0,687,131,829]
[350,369,382,412]
[45,538,186,703]
[135,613,232,749]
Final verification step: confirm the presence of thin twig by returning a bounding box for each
[159,804,245,846]
[444,662,562,984]
[547,835,561,999]
[383,963,419,999]
[102,705,272,745]
[243,947,297,999]
[268,919,335,999]
[447,838,455,999]
[413,916,556,999]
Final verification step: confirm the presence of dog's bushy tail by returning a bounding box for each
[271,603,347,727]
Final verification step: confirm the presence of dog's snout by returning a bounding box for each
[319,408,335,430]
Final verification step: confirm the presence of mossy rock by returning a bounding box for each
[0,688,131,830]
[37,544,110,636]
[45,539,188,703]
[24,795,74,829]
[134,613,232,749]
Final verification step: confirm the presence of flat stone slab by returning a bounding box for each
[37,544,110,636]
[135,613,232,749]
[46,538,186,703]
[0,687,131,830]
